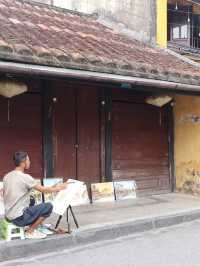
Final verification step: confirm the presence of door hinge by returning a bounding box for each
[108,111,111,121]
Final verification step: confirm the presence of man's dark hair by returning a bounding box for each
[13,151,28,166]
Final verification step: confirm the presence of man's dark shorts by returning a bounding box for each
[11,203,53,227]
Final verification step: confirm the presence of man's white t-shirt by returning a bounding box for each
[3,170,37,220]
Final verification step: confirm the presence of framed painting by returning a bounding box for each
[43,178,63,203]
[114,180,137,200]
[91,182,115,203]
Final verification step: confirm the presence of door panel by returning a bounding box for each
[77,87,100,183]
[112,102,170,191]
[52,85,101,183]
[52,86,76,179]
[0,94,43,179]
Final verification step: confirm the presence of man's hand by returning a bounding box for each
[54,182,68,192]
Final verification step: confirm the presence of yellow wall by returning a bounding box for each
[157,0,167,47]
[174,95,200,195]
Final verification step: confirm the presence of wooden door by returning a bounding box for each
[112,101,170,192]
[77,87,101,183]
[52,84,101,183]
[52,85,76,179]
[0,93,43,179]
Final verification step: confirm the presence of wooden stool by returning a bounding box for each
[0,219,25,241]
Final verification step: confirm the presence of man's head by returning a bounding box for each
[13,151,31,170]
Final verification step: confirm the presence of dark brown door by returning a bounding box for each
[0,93,43,179]
[112,101,170,192]
[52,86,76,179]
[77,88,101,183]
[52,85,101,183]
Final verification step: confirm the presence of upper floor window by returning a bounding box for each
[172,24,188,39]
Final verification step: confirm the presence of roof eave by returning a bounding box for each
[0,60,200,93]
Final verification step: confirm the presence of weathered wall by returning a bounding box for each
[174,95,200,195]
[52,0,156,44]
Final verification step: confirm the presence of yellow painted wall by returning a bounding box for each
[174,95,200,195]
[157,0,167,47]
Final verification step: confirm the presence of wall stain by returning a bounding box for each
[176,161,200,195]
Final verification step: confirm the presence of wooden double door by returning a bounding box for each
[52,85,101,183]
[111,90,171,192]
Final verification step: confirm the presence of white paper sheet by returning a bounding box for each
[53,179,90,215]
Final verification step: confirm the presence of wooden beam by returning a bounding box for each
[105,88,112,182]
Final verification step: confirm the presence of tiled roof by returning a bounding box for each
[0,0,200,85]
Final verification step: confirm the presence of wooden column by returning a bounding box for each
[105,88,112,182]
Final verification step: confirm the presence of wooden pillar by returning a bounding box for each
[105,88,112,182]
[157,0,167,47]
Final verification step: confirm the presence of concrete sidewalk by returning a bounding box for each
[1,192,200,262]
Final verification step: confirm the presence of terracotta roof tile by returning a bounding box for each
[13,43,33,55]
[8,18,21,24]
[0,39,13,53]
[0,0,200,85]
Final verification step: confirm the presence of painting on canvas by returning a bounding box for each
[114,180,137,200]
[43,178,63,203]
[0,182,4,217]
[53,179,90,216]
[30,179,43,205]
[91,182,115,203]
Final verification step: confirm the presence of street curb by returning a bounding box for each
[1,209,200,262]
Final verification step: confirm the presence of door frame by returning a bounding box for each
[42,83,53,179]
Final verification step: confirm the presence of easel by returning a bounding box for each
[55,205,79,233]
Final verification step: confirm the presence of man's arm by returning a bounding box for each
[33,182,68,193]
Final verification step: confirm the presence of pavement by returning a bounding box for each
[1,192,200,262]
[4,219,200,266]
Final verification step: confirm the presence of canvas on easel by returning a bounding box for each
[53,179,89,216]
[53,179,89,230]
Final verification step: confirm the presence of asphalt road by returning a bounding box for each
[2,220,200,266]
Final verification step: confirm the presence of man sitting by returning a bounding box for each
[3,151,68,239]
